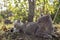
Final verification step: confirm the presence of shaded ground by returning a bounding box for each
[0,24,59,40]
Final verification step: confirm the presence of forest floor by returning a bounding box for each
[0,22,60,40]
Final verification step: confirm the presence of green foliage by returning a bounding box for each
[0,0,60,23]
[7,0,28,22]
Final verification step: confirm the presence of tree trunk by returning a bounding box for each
[28,0,35,22]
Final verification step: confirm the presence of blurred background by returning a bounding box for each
[0,0,60,30]
[0,0,60,40]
